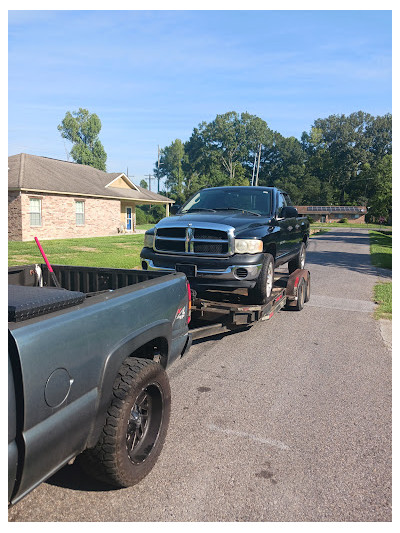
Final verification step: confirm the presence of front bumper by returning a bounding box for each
[140,247,263,289]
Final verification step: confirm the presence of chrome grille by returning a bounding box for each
[154,225,231,256]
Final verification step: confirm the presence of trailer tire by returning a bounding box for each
[288,242,306,274]
[79,357,171,488]
[304,275,310,303]
[294,278,306,311]
[248,253,275,304]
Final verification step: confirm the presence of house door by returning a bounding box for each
[126,207,132,231]
[321,215,326,223]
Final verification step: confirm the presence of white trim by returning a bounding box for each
[9,187,175,204]
[105,173,140,192]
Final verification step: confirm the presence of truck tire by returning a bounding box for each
[79,357,171,488]
[248,253,275,304]
[288,242,306,274]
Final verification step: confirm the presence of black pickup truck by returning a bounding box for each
[8,264,192,506]
[141,186,309,303]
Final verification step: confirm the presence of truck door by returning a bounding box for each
[283,192,301,254]
[276,192,291,258]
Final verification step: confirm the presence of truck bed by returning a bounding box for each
[8,264,178,323]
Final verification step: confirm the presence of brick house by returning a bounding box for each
[295,205,367,223]
[8,153,174,241]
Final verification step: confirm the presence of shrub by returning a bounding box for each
[135,207,148,225]
[306,215,314,224]
[339,218,348,224]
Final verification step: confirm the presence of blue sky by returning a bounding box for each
[8,9,392,188]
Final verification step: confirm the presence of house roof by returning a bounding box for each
[8,153,174,204]
[296,205,367,214]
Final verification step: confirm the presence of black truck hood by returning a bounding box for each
[156,212,271,233]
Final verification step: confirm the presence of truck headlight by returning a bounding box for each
[143,233,154,249]
[234,239,263,254]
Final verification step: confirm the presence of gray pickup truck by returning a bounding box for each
[8,264,192,506]
[141,186,310,303]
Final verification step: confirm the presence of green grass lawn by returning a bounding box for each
[369,230,392,270]
[374,283,392,320]
[369,230,392,320]
[135,224,155,231]
[310,229,330,237]
[8,234,146,269]
[311,222,391,230]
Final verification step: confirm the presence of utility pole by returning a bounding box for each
[255,144,262,187]
[146,174,154,191]
[157,145,163,193]
[251,151,257,186]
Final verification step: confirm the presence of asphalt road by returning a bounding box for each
[8,228,392,522]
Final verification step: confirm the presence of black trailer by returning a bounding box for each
[189,269,310,341]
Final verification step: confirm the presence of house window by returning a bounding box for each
[75,201,85,225]
[29,198,42,226]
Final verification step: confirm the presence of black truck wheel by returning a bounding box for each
[248,253,275,304]
[288,242,306,274]
[80,357,171,487]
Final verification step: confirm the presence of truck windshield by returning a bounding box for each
[180,188,272,216]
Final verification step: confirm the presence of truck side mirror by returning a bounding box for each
[281,206,298,218]
[170,204,181,215]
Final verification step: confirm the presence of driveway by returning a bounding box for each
[8,229,391,522]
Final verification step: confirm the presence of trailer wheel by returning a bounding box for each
[304,274,310,303]
[288,242,306,274]
[248,253,275,304]
[294,278,306,311]
[79,357,171,487]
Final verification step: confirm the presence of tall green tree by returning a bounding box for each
[259,133,307,204]
[58,108,107,171]
[365,113,392,162]
[204,111,272,182]
[304,111,374,203]
[365,155,392,221]
[181,111,271,192]
[155,139,186,203]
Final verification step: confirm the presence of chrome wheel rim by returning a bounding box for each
[300,247,306,269]
[266,262,273,297]
[126,384,163,464]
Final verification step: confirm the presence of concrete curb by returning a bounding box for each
[379,319,392,351]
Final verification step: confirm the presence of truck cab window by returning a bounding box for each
[283,193,293,206]
[277,194,287,218]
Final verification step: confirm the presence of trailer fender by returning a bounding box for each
[285,269,310,307]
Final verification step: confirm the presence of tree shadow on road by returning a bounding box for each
[311,229,372,246]
[306,249,392,279]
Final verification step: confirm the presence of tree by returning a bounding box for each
[58,108,107,171]
[305,111,374,203]
[203,111,272,182]
[365,113,392,162]
[365,155,392,221]
[259,133,307,203]
[155,139,186,203]
[140,179,148,189]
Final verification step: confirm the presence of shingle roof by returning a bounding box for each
[8,153,173,204]
[296,205,366,214]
